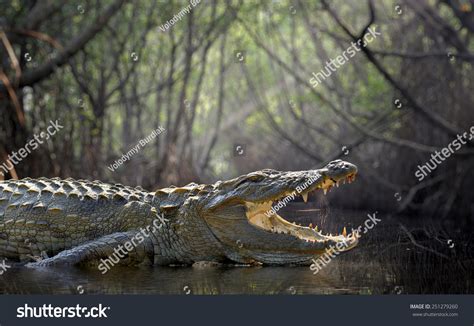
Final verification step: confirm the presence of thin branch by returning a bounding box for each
[0,31,21,85]
[0,70,24,126]
[399,224,449,259]
[372,50,474,61]
[9,29,63,50]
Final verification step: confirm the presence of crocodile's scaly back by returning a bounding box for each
[0,178,154,260]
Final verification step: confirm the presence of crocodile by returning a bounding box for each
[0,160,358,268]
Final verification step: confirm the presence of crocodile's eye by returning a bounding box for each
[235,174,265,187]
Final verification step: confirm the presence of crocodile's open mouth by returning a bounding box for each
[244,172,357,247]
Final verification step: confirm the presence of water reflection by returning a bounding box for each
[0,262,379,295]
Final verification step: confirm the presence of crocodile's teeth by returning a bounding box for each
[302,192,308,203]
[323,188,328,195]
[336,182,339,188]
[342,227,347,237]
[309,223,313,228]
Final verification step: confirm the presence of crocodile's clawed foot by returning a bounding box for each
[25,260,52,268]
[26,255,43,263]
[26,256,74,268]
[25,251,49,264]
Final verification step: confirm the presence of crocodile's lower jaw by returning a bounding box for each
[245,173,357,246]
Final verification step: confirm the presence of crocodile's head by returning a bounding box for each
[201,160,359,265]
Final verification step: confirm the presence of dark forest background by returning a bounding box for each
[1,0,473,225]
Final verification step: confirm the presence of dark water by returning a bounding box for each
[0,206,472,295]
[0,262,380,295]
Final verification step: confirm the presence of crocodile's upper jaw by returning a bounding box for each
[202,160,359,265]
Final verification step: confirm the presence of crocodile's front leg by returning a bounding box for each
[25,231,154,268]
